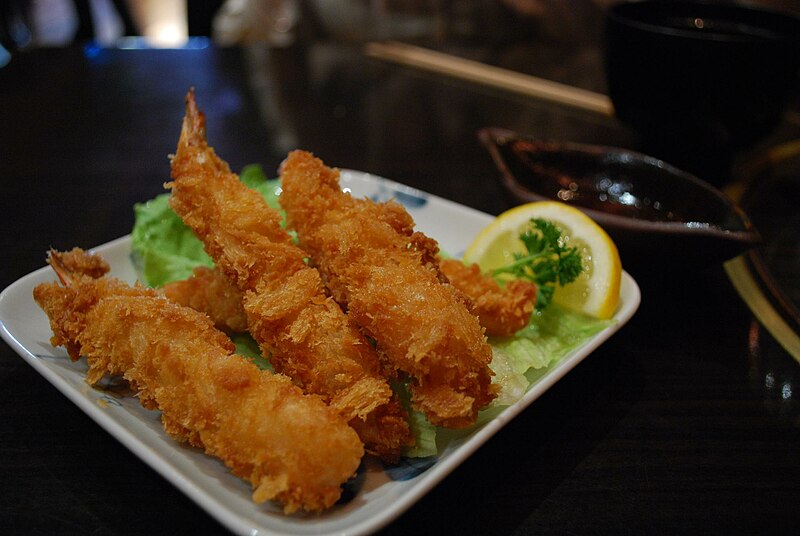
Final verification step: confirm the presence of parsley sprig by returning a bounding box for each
[491,218,584,310]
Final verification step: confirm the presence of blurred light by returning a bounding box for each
[684,222,713,229]
[557,188,575,201]
[618,192,636,206]
[89,0,124,46]
[111,36,209,50]
[0,44,11,68]
[84,42,102,57]
[766,372,776,390]
[144,22,187,47]
[127,0,188,49]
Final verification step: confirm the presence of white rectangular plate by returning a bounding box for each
[0,170,640,535]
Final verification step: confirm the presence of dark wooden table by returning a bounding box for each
[1,43,799,535]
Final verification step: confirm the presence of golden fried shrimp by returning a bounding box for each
[33,249,363,514]
[439,258,537,337]
[167,90,413,462]
[51,246,111,279]
[162,266,248,333]
[39,248,159,361]
[279,151,497,429]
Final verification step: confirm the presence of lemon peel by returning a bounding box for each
[464,201,621,319]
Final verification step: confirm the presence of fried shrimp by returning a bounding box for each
[33,249,363,514]
[279,151,497,428]
[167,90,413,462]
[166,258,535,338]
[439,259,537,338]
[162,265,248,333]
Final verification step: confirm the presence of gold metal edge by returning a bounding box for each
[724,255,800,364]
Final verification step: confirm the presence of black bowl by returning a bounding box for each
[605,1,800,184]
[478,127,761,274]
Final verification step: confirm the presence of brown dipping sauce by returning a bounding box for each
[502,139,686,223]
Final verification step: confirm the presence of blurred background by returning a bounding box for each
[5,0,797,173]
[3,0,797,151]
[3,1,797,81]
[3,1,799,59]
[2,1,799,218]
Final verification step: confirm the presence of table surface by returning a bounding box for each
[1,42,799,535]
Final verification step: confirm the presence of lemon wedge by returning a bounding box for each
[463,201,622,319]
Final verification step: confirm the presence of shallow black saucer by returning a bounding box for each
[479,127,760,274]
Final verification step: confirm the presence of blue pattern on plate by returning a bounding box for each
[338,460,367,504]
[369,185,428,208]
[384,456,438,481]
[339,455,437,504]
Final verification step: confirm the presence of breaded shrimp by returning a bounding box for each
[33,249,363,514]
[167,90,413,462]
[279,151,497,428]
[439,258,537,337]
[162,265,248,333]
[167,257,535,338]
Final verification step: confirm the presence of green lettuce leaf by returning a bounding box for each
[131,194,212,287]
[231,332,273,372]
[488,304,612,406]
[393,381,438,458]
[130,164,281,287]
[240,164,283,209]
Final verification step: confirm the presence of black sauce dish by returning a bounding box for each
[604,0,800,186]
[478,127,761,275]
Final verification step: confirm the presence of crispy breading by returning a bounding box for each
[279,150,497,428]
[439,258,537,337]
[166,90,413,461]
[162,266,248,333]
[52,246,111,279]
[33,249,363,513]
